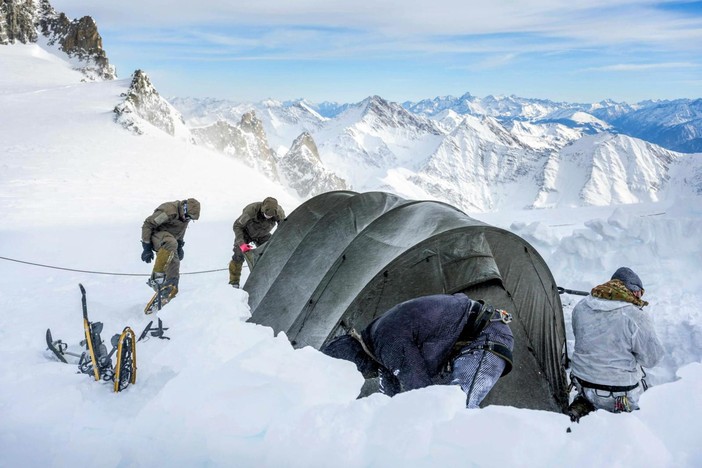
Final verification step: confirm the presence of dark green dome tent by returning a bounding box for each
[245,191,568,412]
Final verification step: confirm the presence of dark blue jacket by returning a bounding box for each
[361,293,478,391]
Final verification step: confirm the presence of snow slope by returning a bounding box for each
[1,44,702,467]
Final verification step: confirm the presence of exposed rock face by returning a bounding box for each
[278,132,348,197]
[0,0,115,80]
[114,69,192,141]
[191,112,279,181]
[0,0,38,43]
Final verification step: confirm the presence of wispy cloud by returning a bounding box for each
[51,0,702,102]
[61,0,702,54]
[584,62,700,72]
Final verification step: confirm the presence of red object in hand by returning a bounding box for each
[240,243,253,253]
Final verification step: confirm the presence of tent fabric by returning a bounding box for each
[245,191,569,412]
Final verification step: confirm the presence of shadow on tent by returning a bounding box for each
[245,191,568,412]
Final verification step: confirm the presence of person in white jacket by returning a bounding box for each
[568,267,664,421]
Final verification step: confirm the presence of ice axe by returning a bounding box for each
[557,286,589,296]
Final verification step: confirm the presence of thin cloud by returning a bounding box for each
[584,62,699,72]
[58,0,702,48]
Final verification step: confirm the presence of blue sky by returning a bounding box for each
[53,0,702,104]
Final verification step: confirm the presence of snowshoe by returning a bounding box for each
[144,284,177,314]
[47,284,137,392]
[45,328,68,363]
[113,327,137,392]
[79,284,103,381]
[138,318,170,341]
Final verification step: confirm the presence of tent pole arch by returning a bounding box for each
[246,191,568,412]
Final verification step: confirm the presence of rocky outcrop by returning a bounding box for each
[0,0,115,80]
[192,112,279,181]
[0,0,38,43]
[278,132,348,197]
[114,69,192,141]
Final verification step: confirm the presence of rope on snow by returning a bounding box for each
[0,255,229,277]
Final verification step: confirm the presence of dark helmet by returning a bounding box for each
[611,267,643,293]
[184,198,201,220]
[261,197,279,218]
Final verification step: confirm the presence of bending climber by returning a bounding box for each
[568,267,664,422]
[228,197,285,288]
[140,198,201,299]
[322,293,514,408]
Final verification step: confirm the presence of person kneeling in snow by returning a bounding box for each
[322,293,514,409]
[568,267,664,421]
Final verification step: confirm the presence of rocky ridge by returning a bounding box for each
[114,70,192,142]
[0,0,115,80]
[278,132,348,198]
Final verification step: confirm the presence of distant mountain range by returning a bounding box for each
[170,94,700,211]
[3,0,702,213]
[401,93,702,153]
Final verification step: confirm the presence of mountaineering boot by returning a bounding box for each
[567,395,595,422]
[228,259,242,288]
[147,272,166,292]
[147,248,173,291]
[163,277,179,297]
[144,278,178,314]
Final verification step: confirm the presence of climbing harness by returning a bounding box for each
[640,366,650,391]
[573,376,639,393]
[349,328,382,366]
[572,375,638,413]
[458,340,514,376]
[463,300,513,341]
[492,308,513,324]
[614,395,632,413]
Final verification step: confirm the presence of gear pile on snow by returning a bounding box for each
[46,284,136,392]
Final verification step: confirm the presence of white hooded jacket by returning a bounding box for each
[571,295,664,387]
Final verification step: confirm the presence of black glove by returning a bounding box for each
[141,242,154,263]
[177,240,185,260]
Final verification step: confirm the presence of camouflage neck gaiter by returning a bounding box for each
[591,279,648,308]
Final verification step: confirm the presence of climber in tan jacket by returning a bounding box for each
[141,198,201,295]
[228,197,284,288]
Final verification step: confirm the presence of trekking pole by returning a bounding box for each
[557,287,589,296]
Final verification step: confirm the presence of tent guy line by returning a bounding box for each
[0,255,229,276]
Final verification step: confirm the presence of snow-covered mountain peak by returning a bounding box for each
[354,95,442,135]
[533,132,683,208]
[279,132,348,198]
[290,131,318,154]
[113,69,192,141]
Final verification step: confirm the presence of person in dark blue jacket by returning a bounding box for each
[322,293,514,408]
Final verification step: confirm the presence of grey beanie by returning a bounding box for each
[611,267,644,292]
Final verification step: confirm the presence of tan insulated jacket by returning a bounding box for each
[142,200,191,244]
